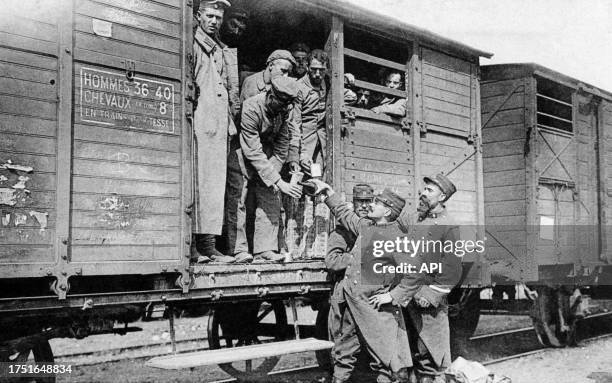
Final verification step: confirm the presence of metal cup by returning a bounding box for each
[290,171,304,185]
[310,163,322,178]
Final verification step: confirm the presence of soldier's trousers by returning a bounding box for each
[225,171,281,255]
[331,291,398,383]
[330,294,360,382]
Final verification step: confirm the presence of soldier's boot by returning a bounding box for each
[253,250,285,263]
[393,368,413,383]
[197,234,235,264]
[234,252,254,263]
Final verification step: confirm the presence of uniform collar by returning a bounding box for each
[421,207,447,220]
[256,70,269,92]
[194,27,225,54]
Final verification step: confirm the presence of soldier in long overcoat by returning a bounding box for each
[325,184,374,379]
[312,180,413,383]
[192,0,239,262]
[384,174,463,383]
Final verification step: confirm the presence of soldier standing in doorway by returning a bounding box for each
[191,0,239,263]
[289,42,311,79]
[226,76,303,263]
[295,49,329,172]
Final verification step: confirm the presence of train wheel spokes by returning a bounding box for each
[207,301,287,380]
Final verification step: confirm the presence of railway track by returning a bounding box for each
[56,311,612,367]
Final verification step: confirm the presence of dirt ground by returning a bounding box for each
[45,307,612,383]
[491,335,612,383]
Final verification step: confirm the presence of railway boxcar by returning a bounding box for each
[0,0,491,380]
[480,63,612,347]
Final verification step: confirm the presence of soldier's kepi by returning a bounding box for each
[191,0,240,264]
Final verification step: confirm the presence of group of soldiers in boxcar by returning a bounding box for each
[192,1,463,382]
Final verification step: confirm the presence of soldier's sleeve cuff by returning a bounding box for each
[325,193,344,209]
[414,286,446,308]
[286,146,300,163]
[259,166,281,187]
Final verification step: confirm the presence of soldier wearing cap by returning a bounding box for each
[389,173,462,383]
[310,180,413,383]
[225,76,303,263]
[324,184,375,380]
[289,42,311,78]
[191,0,240,263]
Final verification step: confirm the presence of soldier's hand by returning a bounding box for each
[368,292,392,310]
[276,179,302,199]
[417,297,431,308]
[288,161,300,172]
[308,179,334,197]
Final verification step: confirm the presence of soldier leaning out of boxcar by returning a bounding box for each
[372,173,462,383]
[224,76,303,263]
[310,179,413,383]
[191,0,241,264]
[370,70,407,118]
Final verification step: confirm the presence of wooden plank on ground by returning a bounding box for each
[146,338,334,370]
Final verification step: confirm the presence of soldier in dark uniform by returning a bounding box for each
[390,173,463,383]
[311,179,412,383]
[325,184,374,380]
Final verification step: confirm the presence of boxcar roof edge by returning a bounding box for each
[482,63,612,101]
[297,0,493,60]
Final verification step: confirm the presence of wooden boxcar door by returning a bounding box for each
[68,1,190,290]
[597,99,612,264]
[533,78,579,272]
[0,2,63,278]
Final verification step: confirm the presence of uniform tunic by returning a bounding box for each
[325,193,412,381]
[192,27,238,235]
[226,93,291,254]
[394,207,462,371]
[294,74,328,165]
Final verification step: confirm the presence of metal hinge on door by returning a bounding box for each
[124,60,135,81]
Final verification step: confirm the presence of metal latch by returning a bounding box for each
[124,60,135,81]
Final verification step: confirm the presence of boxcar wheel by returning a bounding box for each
[531,286,576,347]
[207,301,287,380]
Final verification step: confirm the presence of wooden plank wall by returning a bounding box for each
[600,100,612,263]
[0,3,60,264]
[421,48,472,137]
[343,116,414,201]
[69,0,184,263]
[480,77,527,280]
